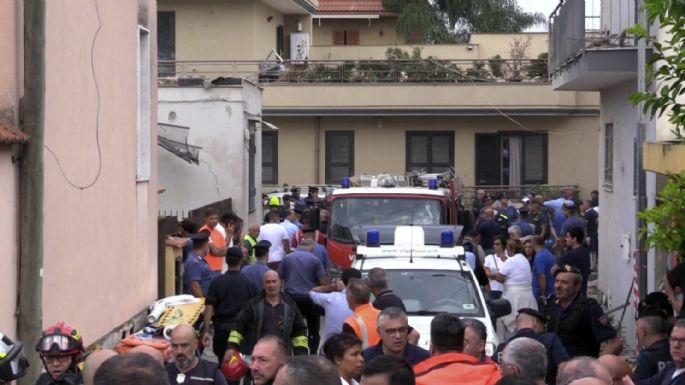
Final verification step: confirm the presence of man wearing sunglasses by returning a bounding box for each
[362,307,429,366]
[34,322,84,385]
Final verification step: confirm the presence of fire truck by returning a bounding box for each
[326,172,465,268]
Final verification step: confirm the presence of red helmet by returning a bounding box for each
[35,322,84,356]
[221,351,248,380]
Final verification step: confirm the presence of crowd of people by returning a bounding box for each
[4,187,685,385]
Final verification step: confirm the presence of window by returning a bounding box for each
[333,30,359,45]
[406,132,454,173]
[157,11,175,76]
[475,133,547,186]
[262,131,278,184]
[326,131,354,184]
[604,123,614,187]
[137,26,151,182]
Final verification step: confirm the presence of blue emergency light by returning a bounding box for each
[440,230,454,247]
[367,229,380,247]
[341,176,350,189]
[428,178,438,190]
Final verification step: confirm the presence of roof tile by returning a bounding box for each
[0,121,30,144]
[318,0,395,15]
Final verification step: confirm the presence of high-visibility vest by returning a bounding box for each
[244,234,257,264]
[344,304,380,348]
[199,224,226,271]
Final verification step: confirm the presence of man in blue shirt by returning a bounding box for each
[297,226,330,276]
[532,235,556,305]
[240,240,271,292]
[553,228,591,296]
[279,239,327,353]
[183,231,215,297]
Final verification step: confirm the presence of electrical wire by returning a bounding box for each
[426,58,586,137]
[44,0,103,190]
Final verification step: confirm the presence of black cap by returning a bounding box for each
[290,187,300,194]
[254,240,271,250]
[518,308,547,324]
[341,268,362,285]
[554,264,582,277]
[189,232,210,241]
[226,247,244,264]
[638,304,669,319]
[637,292,673,319]
[294,202,306,214]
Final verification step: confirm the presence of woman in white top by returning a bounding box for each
[483,235,508,299]
[484,238,538,340]
[323,333,364,385]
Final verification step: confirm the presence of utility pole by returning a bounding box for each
[18,0,45,383]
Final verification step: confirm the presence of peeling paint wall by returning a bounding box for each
[157,83,263,226]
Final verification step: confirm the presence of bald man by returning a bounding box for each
[128,345,164,366]
[598,355,632,385]
[82,350,118,385]
[557,357,613,385]
[165,324,227,385]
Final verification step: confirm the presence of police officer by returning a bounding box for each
[543,265,622,357]
[183,231,215,298]
[493,308,568,385]
[633,296,673,381]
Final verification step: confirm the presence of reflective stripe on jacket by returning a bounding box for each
[344,304,380,349]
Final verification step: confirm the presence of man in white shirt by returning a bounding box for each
[259,211,290,269]
[309,269,361,348]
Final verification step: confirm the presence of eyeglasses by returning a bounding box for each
[43,355,72,363]
[670,337,685,345]
[383,327,409,336]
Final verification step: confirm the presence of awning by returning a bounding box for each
[262,121,280,130]
[157,122,202,164]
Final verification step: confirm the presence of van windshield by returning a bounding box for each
[329,197,443,243]
[383,269,484,317]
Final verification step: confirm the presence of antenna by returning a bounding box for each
[409,208,414,264]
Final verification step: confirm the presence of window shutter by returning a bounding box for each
[333,30,345,45]
[346,30,359,45]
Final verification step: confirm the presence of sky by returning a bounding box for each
[517,0,560,31]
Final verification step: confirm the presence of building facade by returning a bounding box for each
[0,0,158,368]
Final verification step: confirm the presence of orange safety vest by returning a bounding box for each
[199,224,226,271]
[343,304,381,348]
[413,352,501,385]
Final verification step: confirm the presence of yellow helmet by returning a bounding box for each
[268,196,281,207]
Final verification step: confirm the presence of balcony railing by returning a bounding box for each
[158,58,550,84]
[549,0,637,72]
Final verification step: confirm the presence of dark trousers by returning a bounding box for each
[213,329,230,363]
[290,294,324,353]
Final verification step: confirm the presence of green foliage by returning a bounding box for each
[628,0,685,140]
[526,52,549,80]
[382,0,544,44]
[465,61,490,81]
[638,171,685,254]
[488,54,503,78]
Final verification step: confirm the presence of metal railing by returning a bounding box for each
[158,58,550,84]
[549,0,637,73]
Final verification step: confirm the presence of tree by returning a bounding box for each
[382,0,545,43]
[628,0,685,140]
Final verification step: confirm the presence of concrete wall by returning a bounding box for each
[264,115,599,197]
[158,0,290,61]
[0,0,21,338]
[157,84,263,226]
[42,0,158,344]
[597,80,642,345]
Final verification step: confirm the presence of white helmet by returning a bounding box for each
[0,333,28,383]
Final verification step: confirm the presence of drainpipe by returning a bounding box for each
[18,0,45,383]
[316,116,321,183]
[636,0,648,298]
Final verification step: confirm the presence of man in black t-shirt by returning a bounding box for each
[166,324,227,385]
[203,247,258,362]
[367,267,406,311]
[553,228,590,297]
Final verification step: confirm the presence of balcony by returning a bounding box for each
[159,58,550,84]
[549,0,639,91]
